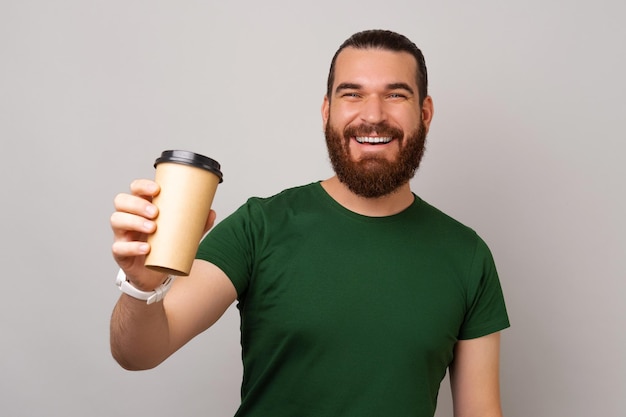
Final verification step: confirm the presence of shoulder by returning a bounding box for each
[246,182,321,206]
[408,197,499,270]
[413,197,481,242]
[240,182,325,217]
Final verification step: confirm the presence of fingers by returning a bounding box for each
[110,210,155,238]
[112,180,158,227]
[110,179,168,287]
[111,179,159,247]
[111,240,149,260]
[129,179,160,199]
[110,204,154,267]
[114,181,159,218]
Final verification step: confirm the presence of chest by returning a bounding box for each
[240,218,470,361]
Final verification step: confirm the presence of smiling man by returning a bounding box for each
[323,42,432,205]
[110,30,509,417]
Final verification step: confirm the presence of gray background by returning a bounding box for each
[1,1,624,416]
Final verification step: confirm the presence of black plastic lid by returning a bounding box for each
[154,150,223,183]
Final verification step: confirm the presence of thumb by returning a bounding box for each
[203,209,217,234]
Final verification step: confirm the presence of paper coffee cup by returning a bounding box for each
[145,150,223,276]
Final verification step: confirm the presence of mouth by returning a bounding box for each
[355,136,393,145]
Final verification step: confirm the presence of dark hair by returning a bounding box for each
[326,29,428,104]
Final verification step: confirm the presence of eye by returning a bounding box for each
[387,92,408,100]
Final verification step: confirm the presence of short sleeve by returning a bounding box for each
[457,237,510,340]
[196,200,262,299]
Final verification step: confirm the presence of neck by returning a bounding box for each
[321,176,415,217]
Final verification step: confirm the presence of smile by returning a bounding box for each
[355,136,393,144]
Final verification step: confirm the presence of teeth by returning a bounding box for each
[355,136,392,144]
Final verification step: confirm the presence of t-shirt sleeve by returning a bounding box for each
[457,236,510,340]
[196,200,260,298]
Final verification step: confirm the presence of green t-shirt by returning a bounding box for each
[197,182,509,417]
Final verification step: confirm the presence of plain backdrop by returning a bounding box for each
[1,1,624,416]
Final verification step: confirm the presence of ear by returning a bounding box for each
[321,95,330,130]
[421,96,434,132]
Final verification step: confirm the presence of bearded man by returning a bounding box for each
[110,29,509,417]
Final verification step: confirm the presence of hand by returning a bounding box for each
[110,179,218,290]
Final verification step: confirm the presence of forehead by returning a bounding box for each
[332,47,418,91]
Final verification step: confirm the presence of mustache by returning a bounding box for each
[343,122,404,140]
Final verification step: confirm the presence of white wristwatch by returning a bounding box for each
[115,269,175,305]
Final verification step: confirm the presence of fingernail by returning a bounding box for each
[146,181,158,191]
[146,205,157,216]
[139,243,149,253]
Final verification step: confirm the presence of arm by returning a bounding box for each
[449,332,504,417]
[109,179,237,370]
[110,260,237,370]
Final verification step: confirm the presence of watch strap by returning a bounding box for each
[115,269,175,304]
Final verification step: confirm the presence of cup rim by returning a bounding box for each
[155,150,223,183]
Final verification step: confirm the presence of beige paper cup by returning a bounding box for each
[145,150,223,276]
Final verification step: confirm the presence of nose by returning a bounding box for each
[359,95,386,124]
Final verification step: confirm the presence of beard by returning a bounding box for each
[324,118,427,198]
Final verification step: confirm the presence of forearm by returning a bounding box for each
[110,294,173,370]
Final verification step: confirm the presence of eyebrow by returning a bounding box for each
[334,82,415,95]
[334,83,362,94]
[387,82,415,95]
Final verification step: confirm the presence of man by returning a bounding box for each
[110,29,509,417]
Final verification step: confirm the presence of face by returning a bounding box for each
[322,47,434,198]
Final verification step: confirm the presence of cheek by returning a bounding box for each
[398,113,422,134]
[329,103,360,125]
[389,103,421,121]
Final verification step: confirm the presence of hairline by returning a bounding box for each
[330,49,419,98]
[326,31,428,105]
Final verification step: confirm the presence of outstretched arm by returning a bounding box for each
[110,260,237,370]
[109,179,237,370]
